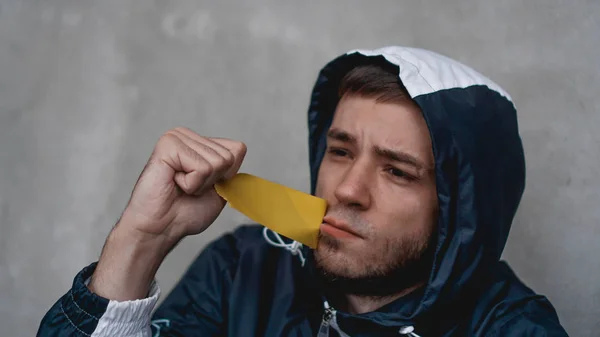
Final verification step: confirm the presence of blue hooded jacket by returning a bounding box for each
[38,47,569,336]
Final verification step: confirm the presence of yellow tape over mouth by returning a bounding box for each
[215,173,326,248]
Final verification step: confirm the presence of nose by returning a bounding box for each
[333,161,372,209]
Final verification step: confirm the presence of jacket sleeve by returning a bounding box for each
[36,262,160,337]
[37,232,239,337]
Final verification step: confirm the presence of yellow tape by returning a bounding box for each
[215,173,326,248]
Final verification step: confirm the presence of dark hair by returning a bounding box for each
[338,65,413,105]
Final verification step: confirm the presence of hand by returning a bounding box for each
[120,127,247,243]
[88,127,246,300]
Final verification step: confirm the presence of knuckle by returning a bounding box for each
[173,126,191,134]
[164,128,181,136]
[235,141,248,156]
[157,132,179,149]
[162,129,180,140]
[222,151,235,166]
[216,156,230,170]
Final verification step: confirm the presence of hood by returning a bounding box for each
[306,47,525,324]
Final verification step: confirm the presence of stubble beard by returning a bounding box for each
[313,228,436,298]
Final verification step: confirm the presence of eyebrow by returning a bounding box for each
[327,128,428,172]
[374,146,425,171]
[327,128,357,144]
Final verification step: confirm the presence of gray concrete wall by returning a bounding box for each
[1,1,598,336]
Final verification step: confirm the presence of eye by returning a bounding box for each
[386,167,415,181]
[328,148,349,157]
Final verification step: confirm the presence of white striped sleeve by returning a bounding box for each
[89,281,161,337]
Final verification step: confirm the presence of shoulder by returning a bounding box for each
[194,224,269,263]
[472,262,568,336]
[210,224,272,255]
[485,300,569,337]
[188,224,291,275]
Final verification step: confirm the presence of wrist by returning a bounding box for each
[88,225,177,301]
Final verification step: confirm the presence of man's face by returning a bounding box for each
[314,95,438,293]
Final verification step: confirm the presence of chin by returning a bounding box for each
[314,235,366,277]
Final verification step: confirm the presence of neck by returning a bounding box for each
[331,282,425,314]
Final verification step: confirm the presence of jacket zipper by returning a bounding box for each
[317,301,335,337]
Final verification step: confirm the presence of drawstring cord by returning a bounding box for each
[262,227,306,267]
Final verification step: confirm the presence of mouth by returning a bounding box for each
[320,216,363,240]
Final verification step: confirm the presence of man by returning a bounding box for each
[38,47,568,336]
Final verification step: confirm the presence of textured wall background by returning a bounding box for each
[1,1,598,336]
